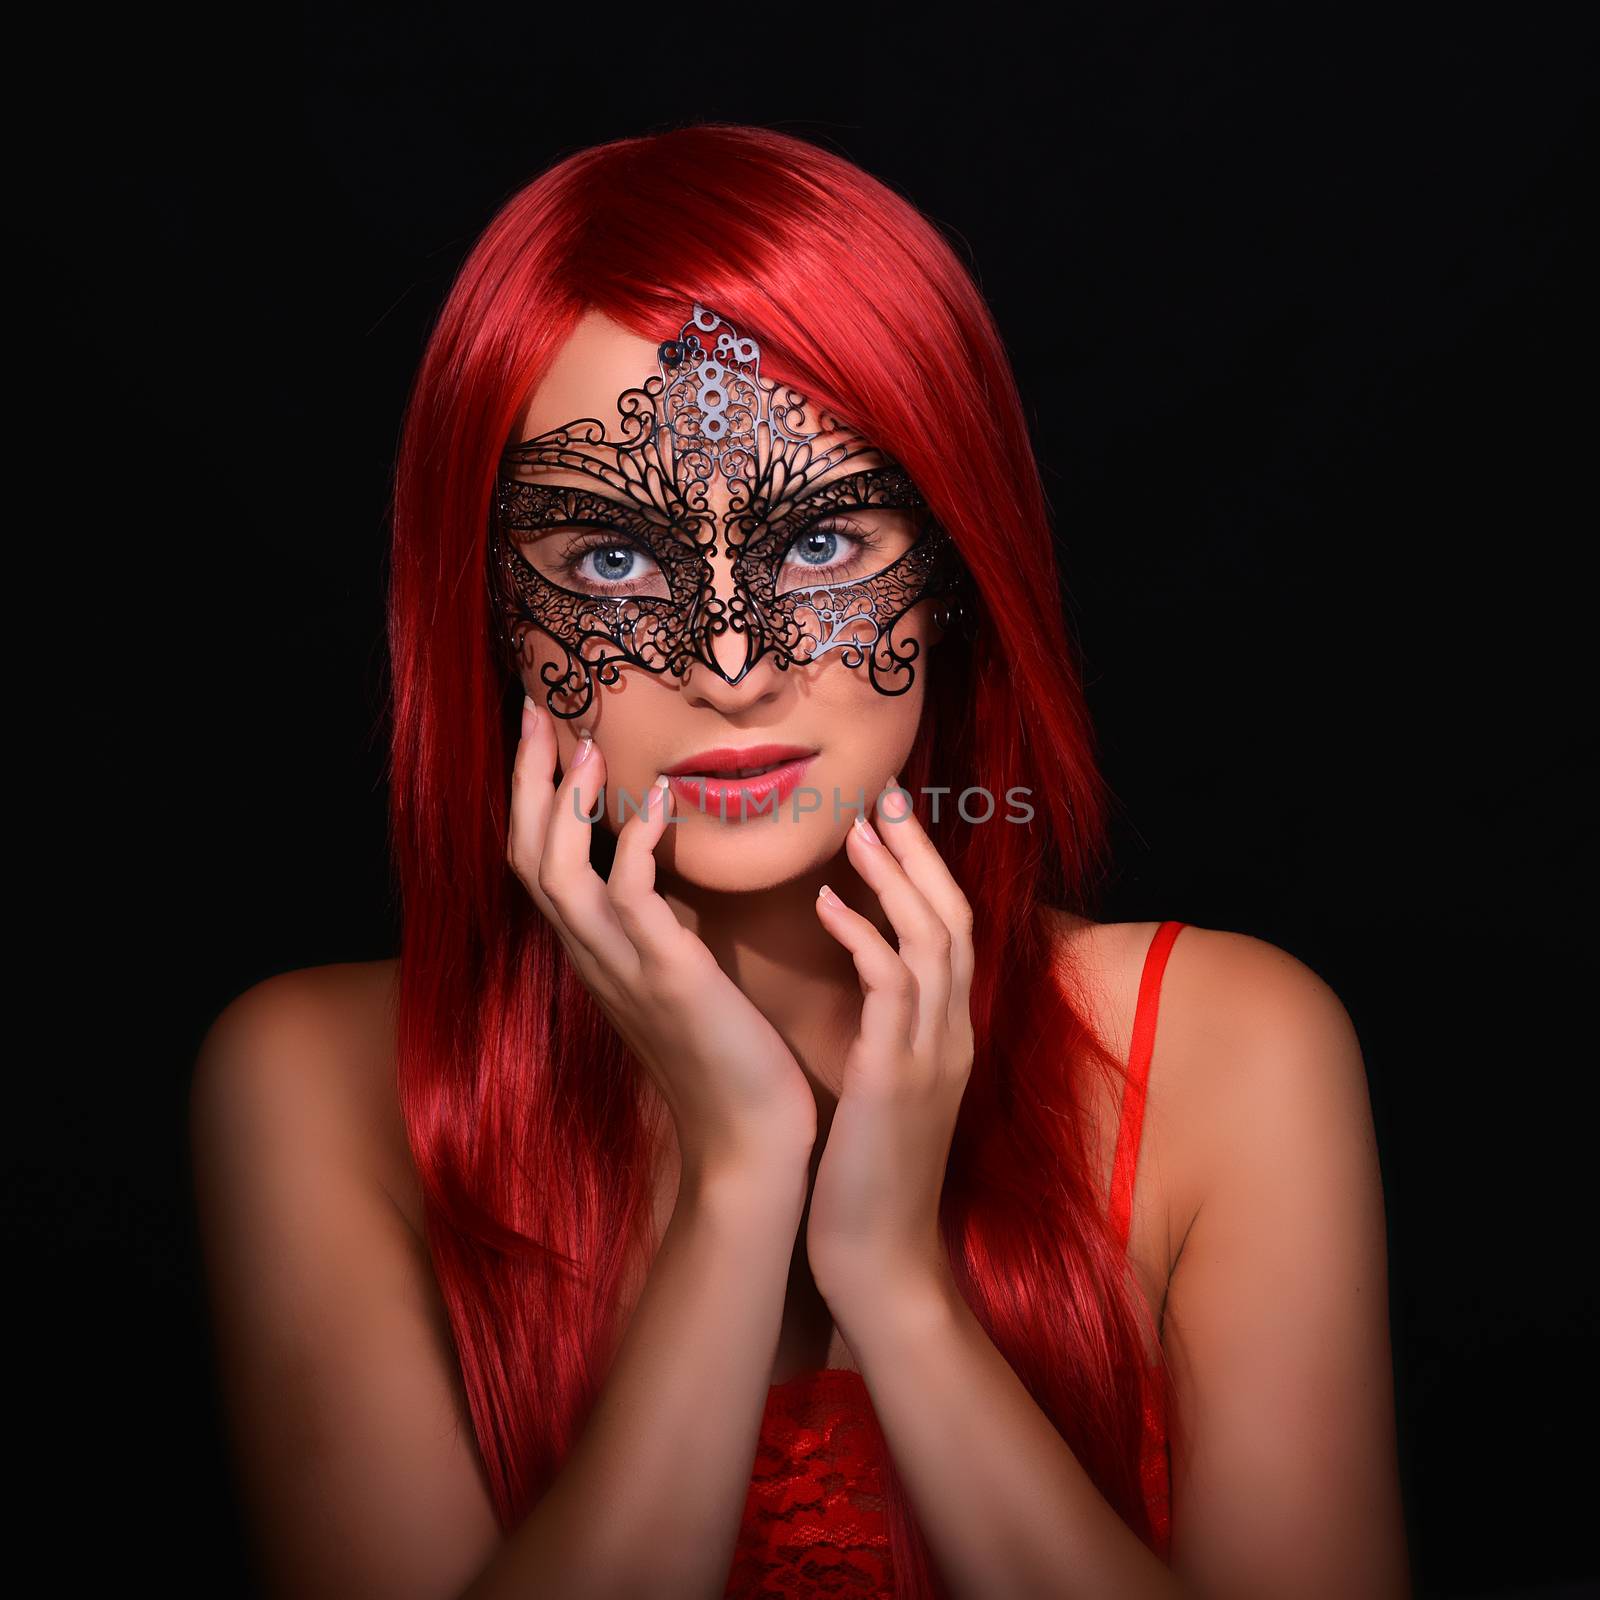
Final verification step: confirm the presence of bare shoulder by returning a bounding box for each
[1045,913,1364,1123]
[1149,925,1375,1302]
[1037,913,1366,1302]
[189,957,500,1596]
[1145,933,1406,1591]
[190,956,416,1232]
[192,957,400,1081]
[1160,923,1359,1045]
[1041,915,1405,1587]
[1149,925,1370,1157]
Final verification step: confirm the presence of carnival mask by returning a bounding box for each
[488,301,977,720]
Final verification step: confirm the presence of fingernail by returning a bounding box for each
[853,814,881,846]
[521,694,541,735]
[881,785,910,819]
[819,883,839,904]
[571,731,594,768]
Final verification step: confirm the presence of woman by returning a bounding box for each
[191,122,1412,1598]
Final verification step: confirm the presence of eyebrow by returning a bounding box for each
[502,455,897,507]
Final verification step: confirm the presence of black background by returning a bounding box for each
[9,5,1595,1595]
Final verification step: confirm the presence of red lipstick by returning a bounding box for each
[663,744,818,822]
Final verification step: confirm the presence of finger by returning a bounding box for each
[607,775,695,958]
[874,775,975,1025]
[505,693,565,924]
[814,883,919,1086]
[844,802,952,1052]
[507,695,607,979]
[535,722,640,984]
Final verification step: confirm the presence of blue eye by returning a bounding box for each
[781,520,879,575]
[789,528,842,567]
[773,515,905,598]
[552,533,667,596]
[582,545,641,582]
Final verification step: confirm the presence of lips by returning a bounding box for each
[662,748,819,822]
[663,744,817,778]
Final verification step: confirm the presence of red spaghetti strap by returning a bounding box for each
[1107,921,1187,1252]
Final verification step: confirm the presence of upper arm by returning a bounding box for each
[1161,934,1411,1599]
[189,970,502,1600]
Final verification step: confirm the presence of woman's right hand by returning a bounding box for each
[506,695,819,1182]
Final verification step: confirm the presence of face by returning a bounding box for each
[494,303,967,892]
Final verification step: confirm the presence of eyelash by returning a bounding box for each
[550,518,884,589]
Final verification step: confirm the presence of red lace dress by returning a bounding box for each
[723,921,1184,1595]
[724,1367,896,1597]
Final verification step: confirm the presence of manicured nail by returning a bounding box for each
[853,814,881,846]
[571,731,594,768]
[819,883,840,905]
[521,694,541,735]
[880,784,910,820]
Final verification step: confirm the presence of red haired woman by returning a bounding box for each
[191,123,1411,1598]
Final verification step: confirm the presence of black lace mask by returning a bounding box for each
[488,301,976,720]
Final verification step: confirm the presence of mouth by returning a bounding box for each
[671,759,791,780]
[662,748,819,821]
[663,744,818,780]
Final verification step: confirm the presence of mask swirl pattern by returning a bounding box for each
[489,301,976,719]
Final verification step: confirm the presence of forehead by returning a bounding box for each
[513,307,871,499]
[516,308,665,442]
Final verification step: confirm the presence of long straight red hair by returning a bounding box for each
[387,121,1170,1592]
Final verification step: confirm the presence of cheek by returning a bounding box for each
[834,605,939,707]
[811,649,929,748]
[516,634,609,725]
[519,639,671,773]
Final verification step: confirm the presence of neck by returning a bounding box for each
[659,852,887,1113]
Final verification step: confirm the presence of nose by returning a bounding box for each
[678,615,791,711]
[678,572,793,710]
[667,533,760,692]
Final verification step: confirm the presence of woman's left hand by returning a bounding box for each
[806,775,976,1316]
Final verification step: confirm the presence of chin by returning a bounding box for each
[660,818,835,895]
